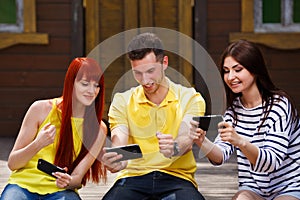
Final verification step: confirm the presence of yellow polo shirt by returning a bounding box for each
[109,79,205,187]
[8,99,83,194]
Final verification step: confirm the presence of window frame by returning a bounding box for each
[254,0,300,33]
[229,0,300,50]
[0,0,23,32]
[0,0,48,49]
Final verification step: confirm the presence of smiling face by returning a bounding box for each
[223,56,257,95]
[73,74,100,107]
[131,52,168,97]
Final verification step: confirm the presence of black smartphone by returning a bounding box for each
[192,115,224,131]
[106,144,142,161]
[37,158,66,178]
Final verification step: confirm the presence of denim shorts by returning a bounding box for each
[0,184,81,200]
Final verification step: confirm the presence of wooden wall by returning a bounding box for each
[205,0,300,111]
[1,0,299,138]
[0,0,194,137]
[0,0,74,137]
[86,0,194,118]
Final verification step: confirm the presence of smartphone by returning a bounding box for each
[37,158,66,178]
[192,115,224,131]
[106,144,142,161]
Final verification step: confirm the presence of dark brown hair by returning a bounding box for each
[219,40,297,126]
[127,32,164,63]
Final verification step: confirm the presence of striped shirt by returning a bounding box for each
[214,95,300,199]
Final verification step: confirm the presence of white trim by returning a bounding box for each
[254,0,300,33]
[0,0,23,33]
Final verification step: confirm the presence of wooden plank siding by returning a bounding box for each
[0,0,299,134]
[0,0,298,198]
[205,0,300,111]
[85,0,194,118]
[0,0,74,136]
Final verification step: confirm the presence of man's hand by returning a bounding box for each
[189,120,206,146]
[156,132,174,158]
[101,148,127,173]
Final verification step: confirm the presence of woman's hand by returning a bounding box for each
[218,122,259,165]
[53,167,72,189]
[218,122,246,147]
[34,123,56,149]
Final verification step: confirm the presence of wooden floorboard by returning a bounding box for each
[0,137,238,200]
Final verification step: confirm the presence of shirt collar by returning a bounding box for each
[135,78,178,106]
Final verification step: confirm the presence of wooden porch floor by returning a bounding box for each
[0,137,238,200]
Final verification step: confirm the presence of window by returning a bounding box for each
[229,0,300,50]
[254,0,300,32]
[0,0,48,50]
[0,0,23,32]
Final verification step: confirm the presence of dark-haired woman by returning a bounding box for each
[190,40,300,200]
[1,57,107,200]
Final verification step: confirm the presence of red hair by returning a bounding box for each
[55,57,106,185]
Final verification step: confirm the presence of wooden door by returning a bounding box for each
[85,0,194,118]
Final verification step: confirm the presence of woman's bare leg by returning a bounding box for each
[232,190,264,200]
[274,195,299,200]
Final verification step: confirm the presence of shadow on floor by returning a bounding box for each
[0,137,15,161]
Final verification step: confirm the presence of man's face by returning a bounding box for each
[131,52,168,96]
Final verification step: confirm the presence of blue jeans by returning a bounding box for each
[102,171,205,200]
[0,184,81,200]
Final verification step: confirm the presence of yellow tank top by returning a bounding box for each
[8,99,83,194]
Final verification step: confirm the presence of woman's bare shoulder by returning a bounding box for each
[27,98,58,120]
[30,99,53,111]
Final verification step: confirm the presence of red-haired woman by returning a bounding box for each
[1,57,107,200]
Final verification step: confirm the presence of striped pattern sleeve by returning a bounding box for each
[213,111,235,164]
[253,96,291,173]
[214,96,300,197]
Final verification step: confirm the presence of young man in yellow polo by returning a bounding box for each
[102,32,206,200]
